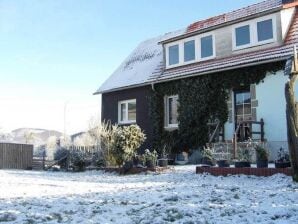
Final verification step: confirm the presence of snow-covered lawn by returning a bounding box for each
[0,166,298,224]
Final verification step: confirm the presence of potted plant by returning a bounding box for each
[158,146,168,167]
[255,145,269,168]
[235,147,251,168]
[275,147,291,168]
[201,147,214,166]
[216,145,230,167]
[143,149,158,168]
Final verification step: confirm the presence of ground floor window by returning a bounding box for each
[164,95,179,128]
[234,89,252,140]
[118,99,136,124]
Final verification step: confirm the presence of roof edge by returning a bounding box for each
[159,7,281,45]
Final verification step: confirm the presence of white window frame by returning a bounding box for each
[198,32,216,61]
[118,99,136,124]
[164,95,179,129]
[165,32,215,69]
[232,14,277,51]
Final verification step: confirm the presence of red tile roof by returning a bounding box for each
[163,0,283,43]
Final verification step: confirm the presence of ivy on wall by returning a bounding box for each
[149,61,285,153]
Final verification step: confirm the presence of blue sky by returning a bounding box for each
[0,0,261,134]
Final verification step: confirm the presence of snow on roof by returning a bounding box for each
[95,30,184,94]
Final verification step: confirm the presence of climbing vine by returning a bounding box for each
[149,61,285,154]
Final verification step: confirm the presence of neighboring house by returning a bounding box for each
[95,0,298,159]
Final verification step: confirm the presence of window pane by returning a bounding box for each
[120,103,126,121]
[236,92,251,105]
[169,45,179,65]
[257,19,273,42]
[168,97,178,125]
[201,35,213,58]
[236,105,244,116]
[128,102,136,121]
[184,40,195,62]
[235,25,250,46]
[243,104,251,115]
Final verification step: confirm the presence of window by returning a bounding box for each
[233,15,276,50]
[184,40,195,62]
[235,25,251,47]
[165,95,178,128]
[201,35,214,58]
[169,45,179,65]
[166,33,215,68]
[257,19,273,42]
[118,99,136,124]
[235,91,252,122]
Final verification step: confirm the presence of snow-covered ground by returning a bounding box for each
[0,166,298,224]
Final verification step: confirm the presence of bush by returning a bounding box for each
[255,145,268,161]
[92,151,105,167]
[142,149,158,167]
[111,125,146,167]
[54,147,69,169]
[70,150,86,171]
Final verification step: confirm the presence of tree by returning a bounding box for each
[24,131,35,144]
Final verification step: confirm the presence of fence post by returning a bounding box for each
[42,150,46,170]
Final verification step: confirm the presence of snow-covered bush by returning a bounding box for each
[70,150,86,171]
[111,125,146,167]
[142,149,158,167]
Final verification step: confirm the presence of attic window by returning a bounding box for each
[257,19,273,42]
[233,15,276,50]
[169,45,179,65]
[235,25,251,47]
[184,40,195,62]
[201,35,214,58]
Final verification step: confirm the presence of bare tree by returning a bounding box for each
[24,131,35,144]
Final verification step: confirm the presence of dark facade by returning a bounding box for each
[101,85,153,150]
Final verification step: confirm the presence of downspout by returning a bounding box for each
[151,82,155,91]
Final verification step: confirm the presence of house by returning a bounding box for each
[95,0,298,160]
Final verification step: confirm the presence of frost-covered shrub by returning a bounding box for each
[111,125,146,167]
[142,149,158,167]
[70,150,86,171]
[54,147,68,161]
[92,151,105,167]
[54,147,69,169]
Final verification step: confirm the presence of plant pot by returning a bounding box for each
[256,160,268,168]
[235,161,251,168]
[158,159,168,167]
[275,161,291,168]
[201,157,214,166]
[217,160,230,167]
[146,160,155,168]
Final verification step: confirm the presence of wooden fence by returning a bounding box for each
[0,143,33,169]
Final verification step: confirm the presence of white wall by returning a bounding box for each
[256,70,288,159]
[256,70,288,142]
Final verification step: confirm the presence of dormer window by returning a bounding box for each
[257,19,273,42]
[235,25,251,47]
[169,44,179,65]
[166,32,215,68]
[200,35,214,58]
[233,15,276,50]
[184,40,195,62]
